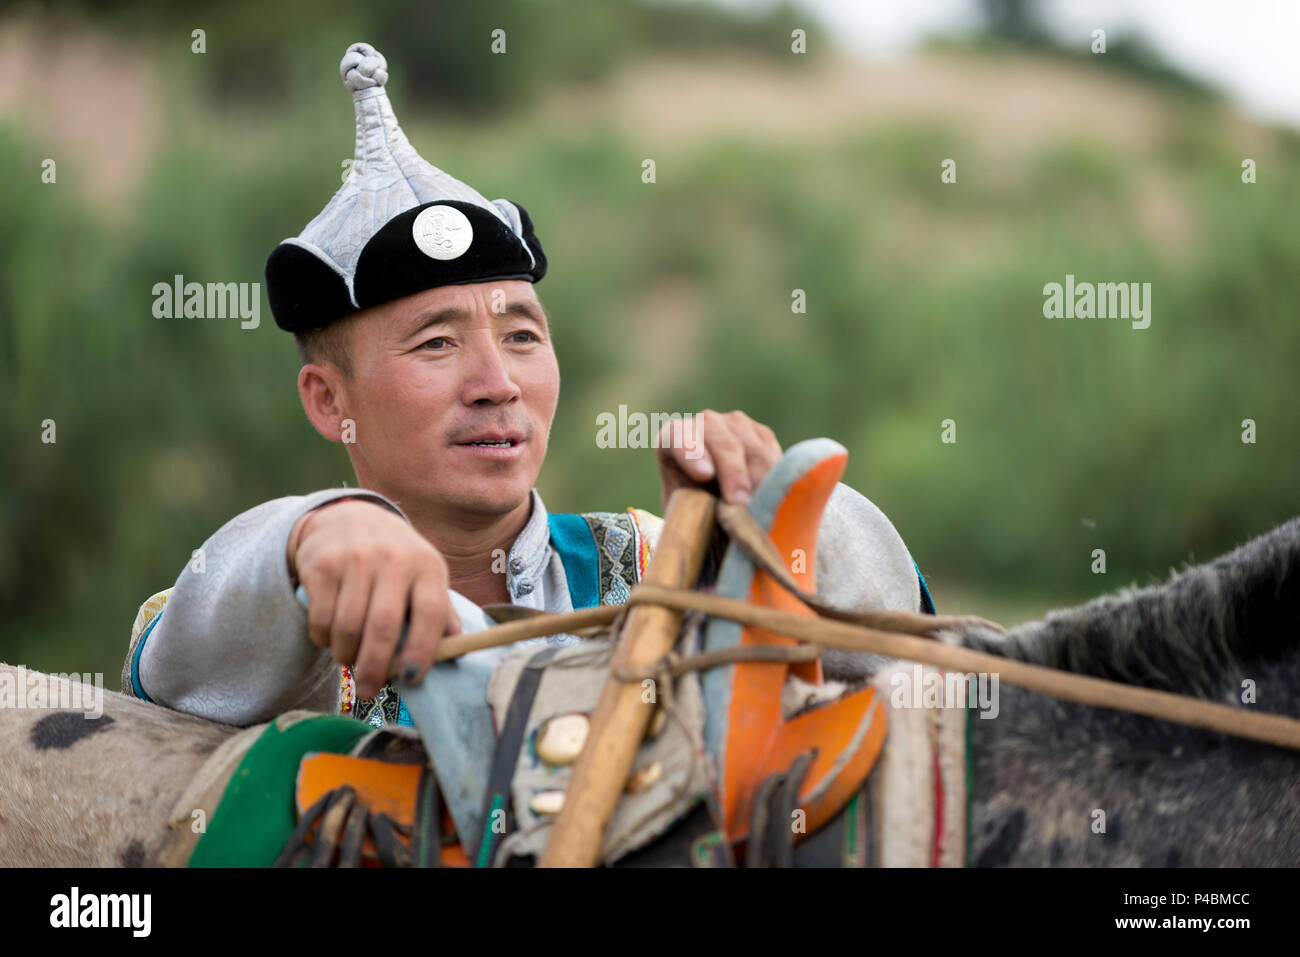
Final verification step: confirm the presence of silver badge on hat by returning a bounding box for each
[412,205,473,261]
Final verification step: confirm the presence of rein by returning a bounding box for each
[418,505,1300,755]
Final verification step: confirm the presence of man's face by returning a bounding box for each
[329,279,559,521]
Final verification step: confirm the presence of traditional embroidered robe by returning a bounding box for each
[123,484,929,728]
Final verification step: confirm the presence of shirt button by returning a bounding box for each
[517,580,534,596]
[509,558,524,575]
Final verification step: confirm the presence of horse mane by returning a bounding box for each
[960,516,1300,698]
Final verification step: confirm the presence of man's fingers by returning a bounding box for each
[291,502,468,698]
[657,411,777,506]
[398,578,458,685]
[300,572,340,651]
[702,419,753,504]
[329,564,374,670]
[353,572,408,699]
[659,417,714,481]
[737,417,782,494]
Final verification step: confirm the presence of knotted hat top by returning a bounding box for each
[266,42,547,333]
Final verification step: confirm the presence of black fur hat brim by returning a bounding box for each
[266,199,547,333]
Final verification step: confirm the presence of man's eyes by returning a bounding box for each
[418,331,540,350]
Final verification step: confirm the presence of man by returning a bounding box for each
[122,42,927,730]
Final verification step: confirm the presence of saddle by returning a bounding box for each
[699,439,887,843]
[179,439,956,868]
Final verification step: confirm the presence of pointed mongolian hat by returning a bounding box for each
[266,42,547,333]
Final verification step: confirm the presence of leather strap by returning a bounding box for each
[474,645,562,867]
[747,750,815,868]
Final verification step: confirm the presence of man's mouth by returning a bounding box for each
[455,430,526,449]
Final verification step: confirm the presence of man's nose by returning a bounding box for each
[460,336,520,405]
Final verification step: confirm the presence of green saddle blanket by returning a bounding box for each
[189,714,370,867]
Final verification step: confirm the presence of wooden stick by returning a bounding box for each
[378,576,1300,755]
[537,489,717,867]
[384,605,622,679]
[628,584,1300,753]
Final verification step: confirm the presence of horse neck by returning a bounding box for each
[962,614,1300,866]
[963,516,1300,865]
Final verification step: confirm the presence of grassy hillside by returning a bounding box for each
[3,15,1298,676]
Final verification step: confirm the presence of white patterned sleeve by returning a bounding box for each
[134,489,406,726]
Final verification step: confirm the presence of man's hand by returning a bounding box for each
[286,499,461,699]
[655,409,783,513]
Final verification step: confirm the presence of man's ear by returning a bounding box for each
[298,363,349,442]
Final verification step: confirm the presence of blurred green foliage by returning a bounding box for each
[3,2,1298,681]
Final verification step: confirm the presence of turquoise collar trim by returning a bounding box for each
[547,513,600,611]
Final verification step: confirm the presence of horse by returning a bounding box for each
[2,515,1297,867]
